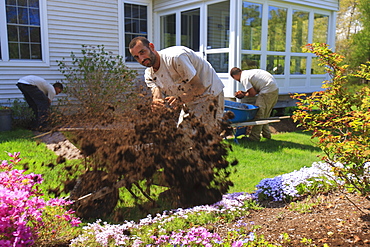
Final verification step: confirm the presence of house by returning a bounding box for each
[0,0,339,107]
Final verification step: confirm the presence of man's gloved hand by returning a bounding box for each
[235,90,245,99]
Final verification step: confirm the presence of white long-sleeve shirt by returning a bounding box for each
[18,75,56,101]
[144,46,224,101]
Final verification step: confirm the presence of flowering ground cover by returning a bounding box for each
[69,162,370,246]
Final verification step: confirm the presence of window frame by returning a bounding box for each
[0,0,49,67]
[119,0,152,64]
[238,0,331,76]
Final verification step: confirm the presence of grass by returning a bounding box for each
[0,128,323,201]
[226,131,322,193]
[0,128,82,198]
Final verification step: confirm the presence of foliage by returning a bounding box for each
[292,43,370,195]
[335,0,361,64]
[8,99,34,129]
[288,196,321,213]
[57,45,138,115]
[0,152,81,246]
[348,0,370,69]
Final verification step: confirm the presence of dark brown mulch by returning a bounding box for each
[212,192,370,246]
[269,117,302,134]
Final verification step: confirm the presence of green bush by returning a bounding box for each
[57,45,138,116]
[292,43,370,195]
[9,99,34,129]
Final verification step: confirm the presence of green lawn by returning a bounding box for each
[0,129,82,197]
[0,129,322,199]
[226,131,322,193]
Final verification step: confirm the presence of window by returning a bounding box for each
[290,56,306,74]
[160,8,200,51]
[291,10,309,52]
[124,3,148,62]
[6,0,41,60]
[207,53,229,73]
[208,1,230,49]
[267,6,287,52]
[181,9,200,51]
[241,54,260,70]
[241,2,262,51]
[160,14,176,48]
[206,1,230,72]
[266,55,285,75]
[313,14,328,44]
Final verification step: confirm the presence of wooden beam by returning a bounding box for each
[230,119,281,127]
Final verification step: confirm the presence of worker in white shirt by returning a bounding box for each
[128,36,225,133]
[230,67,279,141]
[17,75,63,130]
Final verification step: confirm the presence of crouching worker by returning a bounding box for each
[17,75,63,131]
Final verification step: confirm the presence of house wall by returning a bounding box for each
[0,0,122,105]
[0,0,339,107]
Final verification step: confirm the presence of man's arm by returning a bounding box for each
[152,87,162,100]
[235,87,257,99]
[151,87,168,109]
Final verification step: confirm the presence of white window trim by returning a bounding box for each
[118,0,152,67]
[0,0,50,67]
[155,2,204,51]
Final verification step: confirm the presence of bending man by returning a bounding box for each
[17,75,63,130]
[230,67,279,141]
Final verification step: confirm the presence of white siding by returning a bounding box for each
[0,0,121,105]
[0,0,339,105]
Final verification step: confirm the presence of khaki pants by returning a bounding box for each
[249,89,279,141]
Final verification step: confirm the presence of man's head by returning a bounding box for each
[129,36,158,68]
[53,82,63,95]
[230,67,242,81]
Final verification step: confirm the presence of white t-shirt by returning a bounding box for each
[18,75,56,101]
[240,69,278,94]
[144,46,224,102]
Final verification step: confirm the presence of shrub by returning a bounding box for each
[9,99,34,129]
[292,43,370,195]
[57,45,138,116]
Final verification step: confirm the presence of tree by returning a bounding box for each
[349,0,370,69]
[335,0,361,64]
[336,0,370,72]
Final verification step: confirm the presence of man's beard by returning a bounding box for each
[141,50,157,67]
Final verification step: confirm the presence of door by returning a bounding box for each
[159,8,200,52]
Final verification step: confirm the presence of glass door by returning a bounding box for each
[160,8,200,52]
